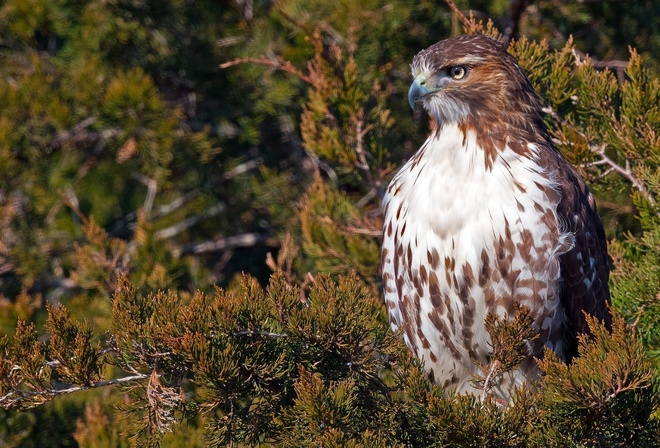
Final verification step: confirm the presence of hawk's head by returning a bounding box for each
[408,34,541,129]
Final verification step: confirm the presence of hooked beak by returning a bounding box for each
[408,75,430,110]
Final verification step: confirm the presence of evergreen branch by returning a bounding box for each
[174,233,280,256]
[220,57,313,84]
[542,105,656,205]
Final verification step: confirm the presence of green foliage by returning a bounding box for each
[299,177,381,282]
[610,232,660,364]
[0,0,659,445]
[1,275,658,446]
[537,316,659,447]
[46,303,104,386]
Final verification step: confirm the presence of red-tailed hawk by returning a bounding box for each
[381,34,611,400]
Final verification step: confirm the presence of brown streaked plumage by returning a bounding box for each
[382,34,611,401]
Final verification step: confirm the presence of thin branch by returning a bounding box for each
[356,188,378,208]
[503,0,528,45]
[155,201,227,240]
[320,216,381,238]
[46,119,122,225]
[109,160,259,237]
[354,116,375,187]
[579,159,610,168]
[59,192,89,227]
[153,190,201,218]
[223,158,263,180]
[233,330,287,338]
[216,36,244,48]
[0,373,149,409]
[108,190,202,237]
[542,106,655,205]
[340,225,382,237]
[443,0,472,30]
[598,166,616,179]
[220,57,313,84]
[481,360,501,403]
[572,48,628,84]
[590,146,653,203]
[207,248,235,284]
[132,173,158,216]
[308,151,339,185]
[48,118,122,152]
[47,116,98,149]
[174,232,280,256]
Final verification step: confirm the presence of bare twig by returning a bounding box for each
[48,118,122,152]
[572,48,628,84]
[223,158,263,180]
[108,190,202,237]
[132,173,158,216]
[220,57,313,84]
[356,188,378,208]
[233,330,287,338]
[47,117,98,149]
[109,160,260,237]
[354,116,376,188]
[542,105,655,205]
[207,249,235,284]
[307,151,339,185]
[216,36,244,48]
[59,192,90,227]
[174,232,280,256]
[578,159,610,168]
[155,201,227,241]
[341,225,382,237]
[153,190,201,218]
[0,373,149,409]
[443,0,472,30]
[481,360,501,402]
[46,118,124,225]
[525,5,628,82]
[503,0,528,45]
[320,216,381,238]
[591,147,653,203]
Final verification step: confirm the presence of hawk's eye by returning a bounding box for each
[448,66,467,80]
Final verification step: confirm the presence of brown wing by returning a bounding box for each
[551,150,612,359]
